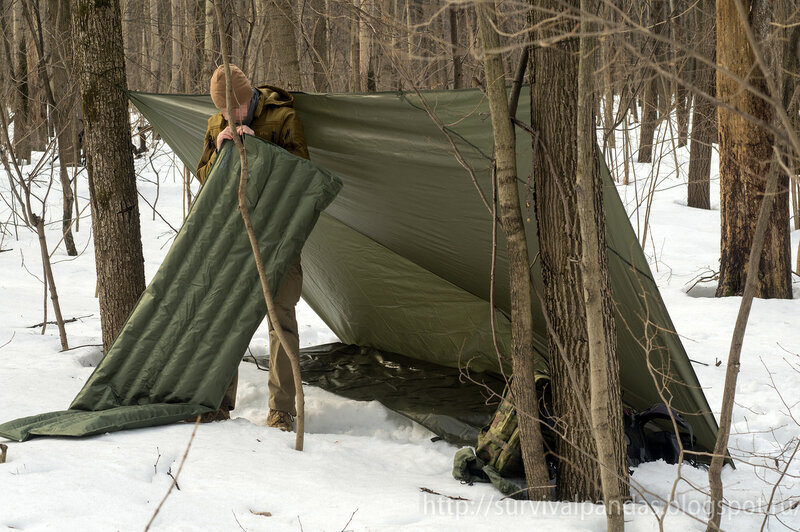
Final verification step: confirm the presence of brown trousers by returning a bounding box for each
[221,259,302,416]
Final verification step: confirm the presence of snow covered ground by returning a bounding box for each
[1,118,799,531]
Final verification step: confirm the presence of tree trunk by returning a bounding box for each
[73,0,147,352]
[203,0,215,79]
[687,0,715,210]
[600,24,614,155]
[577,2,627,529]
[530,0,627,503]
[358,0,374,91]
[477,0,552,501]
[449,5,463,89]
[182,0,193,92]
[715,0,792,299]
[122,0,142,90]
[267,0,302,90]
[377,0,396,91]
[52,0,78,255]
[170,0,182,92]
[309,0,329,91]
[349,1,360,91]
[12,1,31,164]
[637,75,658,163]
[637,0,666,164]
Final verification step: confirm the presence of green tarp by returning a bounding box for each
[0,136,342,441]
[1,87,720,458]
[125,87,719,455]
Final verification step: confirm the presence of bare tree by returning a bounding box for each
[715,0,792,299]
[73,0,147,352]
[476,0,552,501]
[529,0,627,505]
[576,2,626,529]
[686,0,715,210]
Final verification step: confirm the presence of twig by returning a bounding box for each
[137,190,179,233]
[144,417,200,531]
[245,348,268,372]
[61,343,103,352]
[166,467,181,491]
[0,332,14,350]
[339,508,358,531]
[153,447,161,475]
[419,487,468,501]
[232,510,246,531]
[28,314,93,328]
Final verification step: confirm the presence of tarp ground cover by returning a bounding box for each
[0,136,342,441]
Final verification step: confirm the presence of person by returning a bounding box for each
[195,64,308,431]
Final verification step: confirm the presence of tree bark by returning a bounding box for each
[477,0,552,501]
[637,0,666,164]
[349,1,360,91]
[577,2,627,528]
[12,1,31,164]
[267,0,302,90]
[182,0,194,92]
[309,0,330,91]
[149,0,162,91]
[73,0,147,352]
[449,5,462,89]
[530,0,627,503]
[170,0,183,92]
[687,0,715,210]
[203,0,216,79]
[715,0,792,299]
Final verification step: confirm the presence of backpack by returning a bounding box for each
[624,403,695,468]
[475,377,553,477]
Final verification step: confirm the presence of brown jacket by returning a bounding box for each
[195,84,309,184]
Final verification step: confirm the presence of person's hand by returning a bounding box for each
[235,125,254,136]
[216,125,255,150]
[216,127,233,150]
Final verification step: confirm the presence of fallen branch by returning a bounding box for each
[28,314,93,329]
[419,487,469,501]
[61,343,103,352]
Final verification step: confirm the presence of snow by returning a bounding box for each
[1,116,800,531]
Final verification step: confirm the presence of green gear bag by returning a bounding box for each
[475,391,523,477]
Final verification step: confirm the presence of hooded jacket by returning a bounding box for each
[195,84,309,184]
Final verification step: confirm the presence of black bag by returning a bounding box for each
[624,403,694,467]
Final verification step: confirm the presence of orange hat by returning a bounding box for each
[210,64,252,110]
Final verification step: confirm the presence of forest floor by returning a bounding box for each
[1,118,799,531]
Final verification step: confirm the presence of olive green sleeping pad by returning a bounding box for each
[0,136,342,441]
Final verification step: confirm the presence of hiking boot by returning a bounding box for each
[267,409,294,432]
[196,408,231,423]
